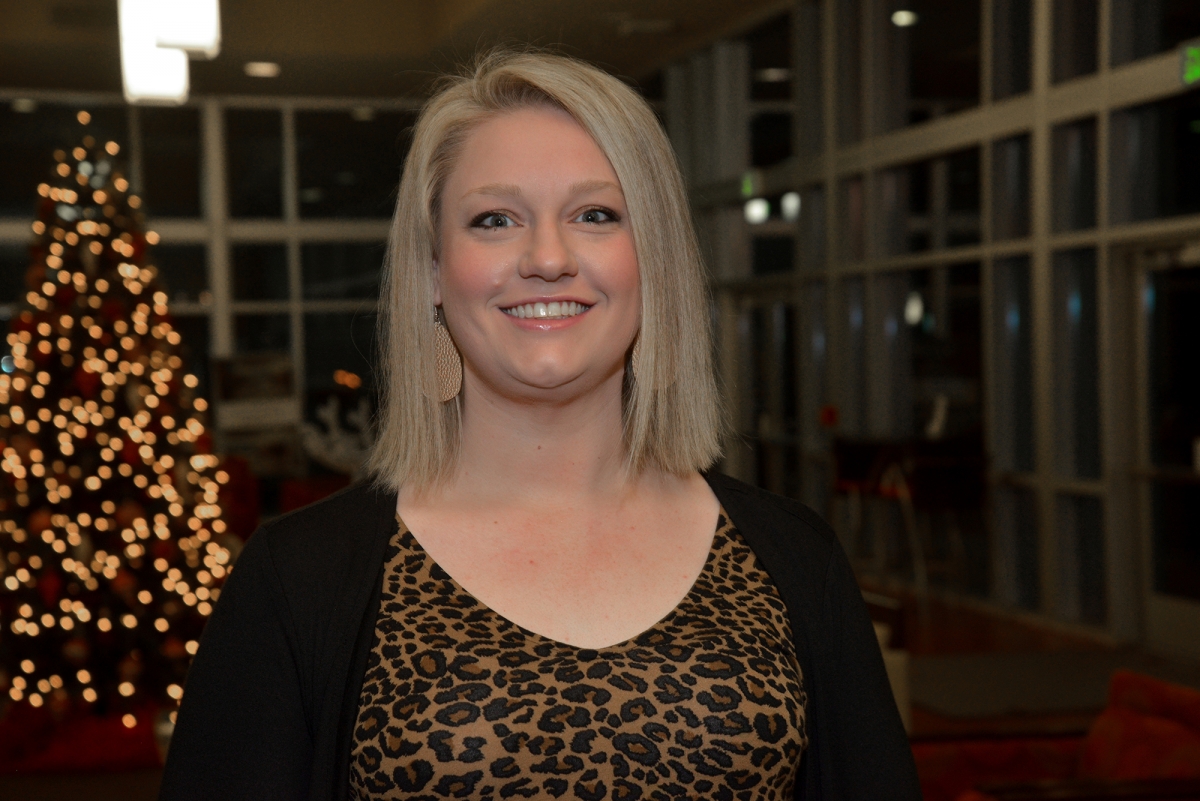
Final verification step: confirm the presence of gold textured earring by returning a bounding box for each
[433,309,462,403]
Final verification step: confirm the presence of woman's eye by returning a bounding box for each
[474,212,513,229]
[577,208,617,224]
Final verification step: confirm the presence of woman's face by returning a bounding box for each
[435,105,640,403]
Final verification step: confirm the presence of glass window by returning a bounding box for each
[1052,248,1101,479]
[836,0,862,145]
[232,244,289,301]
[154,244,208,304]
[1109,88,1200,224]
[994,485,1041,610]
[992,133,1031,240]
[1111,0,1200,66]
[795,0,824,156]
[903,0,982,123]
[750,112,792,168]
[140,106,201,217]
[993,0,1032,99]
[799,185,826,272]
[1056,494,1106,625]
[992,255,1035,473]
[171,314,212,398]
[301,242,384,300]
[0,244,27,307]
[800,281,829,512]
[739,302,800,498]
[0,103,128,217]
[1052,117,1097,231]
[878,148,981,256]
[226,109,283,218]
[838,176,865,261]
[746,12,792,101]
[235,313,291,354]
[837,277,867,435]
[1052,0,1099,83]
[752,236,795,275]
[303,311,377,412]
[295,109,415,219]
[1146,265,1200,603]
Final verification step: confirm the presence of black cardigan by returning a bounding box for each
[158,473,921,800]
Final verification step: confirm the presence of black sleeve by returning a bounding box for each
[801,543,921,800]
[159,530,313,801]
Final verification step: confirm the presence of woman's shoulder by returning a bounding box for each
[238,481,398,597]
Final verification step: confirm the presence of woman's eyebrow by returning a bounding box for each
[465,182,523,199]
[569,179,621,196]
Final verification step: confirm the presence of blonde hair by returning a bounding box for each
[368,49,722,490]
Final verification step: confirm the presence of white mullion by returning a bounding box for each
[281,104,306,412]
[201,99,231,359]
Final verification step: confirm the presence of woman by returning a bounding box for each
[160,51,920,800]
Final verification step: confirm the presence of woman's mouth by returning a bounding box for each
[501,301,591,320]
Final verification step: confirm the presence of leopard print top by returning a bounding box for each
[349,509,807,800]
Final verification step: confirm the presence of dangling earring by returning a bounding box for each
[630,334,642,384]
[433,308,462,403]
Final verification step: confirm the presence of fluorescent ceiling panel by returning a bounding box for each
[156,0,222,59]
[119,0,189,104]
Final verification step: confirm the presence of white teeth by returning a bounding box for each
[503,301,589,319]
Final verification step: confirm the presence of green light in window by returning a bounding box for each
[741,172,756,199]
[1183,43,1200,85]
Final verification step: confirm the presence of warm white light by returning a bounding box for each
[904,291,924,326]
[155,0,221,59]
[244,62,281,78]
[781,191,802,222]
[119,0,189,104]
[744,198,770,225]
[892,10,919,27]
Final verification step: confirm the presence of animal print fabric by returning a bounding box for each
[349,510,807,800]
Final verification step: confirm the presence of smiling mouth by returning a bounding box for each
[502,301,591,320]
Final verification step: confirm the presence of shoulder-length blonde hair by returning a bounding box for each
[368,48,722,491]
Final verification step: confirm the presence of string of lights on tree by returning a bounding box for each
[0,111,233,729]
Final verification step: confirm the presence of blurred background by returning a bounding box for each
[2,1,1200,799]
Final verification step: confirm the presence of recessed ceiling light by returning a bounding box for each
[744,198,770,225]
[11,99,37,113]
[891,10,919,27]
[755,68,791,83]
[244,61,281,78]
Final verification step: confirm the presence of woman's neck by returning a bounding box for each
[440,367,638,509]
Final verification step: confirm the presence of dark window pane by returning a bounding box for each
[1053,248,1101,479]
[1053,0,1098,83]
[1111,0,1200,66]
[752,236,794,275]
[1153,483,1200,602]
[993,256,1035,473]
[838,277,867,435]
[172,314,212,399]
[878,147,981,256]
[799,185,826,272]
[751,112,792,168]
[1052,117,1097,231]
[0,244,28,306]
[296,109,414,219]
[1057,495,1106,625]
[0,103,127,217]
[746,12,792,101]
[795,0,824,156]
[836,0,862,145]
[303,311,377,414]
[235,313,291,353]
[153,244,207,304]
[226,109,282,218]
[301,242,384,300]
[1148,267,1200,472]
[1109,88,1200,224]
[906,0,982,120]
[995,486,1041,610]
[993,0,1032,99]
[140,106,201,217]
[992,134,1031,240]
[839,176,864,261]
[232,244,288,301]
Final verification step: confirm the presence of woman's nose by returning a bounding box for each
[518,221,576,282]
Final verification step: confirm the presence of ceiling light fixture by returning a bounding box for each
[744,198,770,225]
[891,10,919,27]
[119,0,221,105]
[244,62,281,78]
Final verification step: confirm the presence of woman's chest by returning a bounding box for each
[349,516,808,800]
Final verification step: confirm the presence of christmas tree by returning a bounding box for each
[0,111,233,726]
